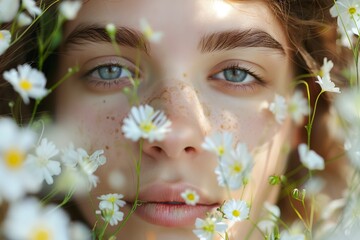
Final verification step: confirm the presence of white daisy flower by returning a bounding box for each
[140,18,163,43]
[181,189,200,206]
[122,104,172,142]
[96,206,124,226]
[59,144,107,192]
[98,193,126,209]
[3,64,48,104]
[288,91,309,125]
[22,0,42,16]
[0,0,20,23]
[193,216,228,240]
[0,30,11,56]
[59,1,82,20]
[269,94,288,124]
[215,143,253,190]
[330,0,360,36]
[26,138,61,185]
[202,132,234,158]
[223,199,250,222]
[315,58,340,93]
[17,12,32,27]
[298,143,325,171]
[0,118,41,201]
[3,198,70,240]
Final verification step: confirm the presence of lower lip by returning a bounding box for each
[133,202,218,227]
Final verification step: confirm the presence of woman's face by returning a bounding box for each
[55,0,294,239]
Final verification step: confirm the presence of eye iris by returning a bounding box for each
[224,68,246,82]
[98,66,122,80]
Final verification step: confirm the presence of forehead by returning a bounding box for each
[63,0,289,54]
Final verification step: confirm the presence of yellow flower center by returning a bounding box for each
[144,26,154,39]
[203,223,215,233]
[187,193,195,201]
[217,146,225,156]
[140,122,156,133]
[349,7,357,15]
[0,32,4,40]
[232,163,243,173]
[232,209,241,217]
[31,228,51,240]
[4,148,25,169]
[109,196,116,203]
[20,79,33,91]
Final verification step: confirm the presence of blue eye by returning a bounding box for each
[212,67,256,83]
[91,65,134,80]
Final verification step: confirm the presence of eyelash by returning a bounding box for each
[208,63,266,93]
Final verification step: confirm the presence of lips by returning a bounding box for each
[129,183,219,227]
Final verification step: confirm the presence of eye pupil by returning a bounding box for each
[224,68,247,82]
[98,65,122,80]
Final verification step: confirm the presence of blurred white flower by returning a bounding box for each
[303,176,325,196]
[298,143,325,170]
[202,131,233,158]
[335,88,360,127]
[26,138,61,185]
[288,91,309,125]
[257,202,281,234]
[181,189,200,206]
[0,30,11,56]
[0,0,20,22]
[280,230,305,240]
[108,170,126,190]
[269,94,288,124]
[3,64,48,104]
[17,12,32,27]
[69,222,92,240]
[98,193,126,210]
[3,198,70,240]
[215,143,253,190]
[96,195,125,226]
[59,1,82,20]
[319,57,334,77]
[140,18,163,43]
[193,216,228,240]
[22,0,42,16]
[0,118,41,201]
[122,104,172,142]
[59,144,106,192]
[223,199,249,222]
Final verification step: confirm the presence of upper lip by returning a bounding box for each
[131,182,219,206]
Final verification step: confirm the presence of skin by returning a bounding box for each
[54,0,296,239]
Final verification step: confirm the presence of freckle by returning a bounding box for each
[103,100,106,103]
[111,117,115,121]
[105,145,110,150]
[106,116,110,119]
[115,128,119,133]
[183,73,187,78]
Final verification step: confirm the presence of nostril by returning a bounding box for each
[153,146,162,153]
[184,146,196,153]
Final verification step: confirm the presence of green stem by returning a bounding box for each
[307,91,323,148]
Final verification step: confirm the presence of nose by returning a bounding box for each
[142,83,208,160]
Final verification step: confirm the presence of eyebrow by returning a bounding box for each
[63,24,150,54]
[199,29,285,55]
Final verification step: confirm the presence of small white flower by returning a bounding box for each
[140,18,163,43]
[193,216,228,240]
[98,193,126,209]
[320,57,334,77]
[0,0,20,22]
[0,30,11,55]
[223,199,250,222]
[330,0,360,37]
[298,143,325,170]
[258,202,281,233]
[96,207,124,226]
[26,138,61,185]
[0,118,41,201]
[202,132,233,158]
[269,94,288,124]
[17,12,33,27]
[315,58,340,93]
[23,0,42,16]
[288,91,309,125]
[122,104,172,142]
[59,144,107,192]
[3,64,48,104]
[3,198,70,240]
[69,222,92,240]
[59,1,82,20]
[181,189,200,206]
[215,143,253,190]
